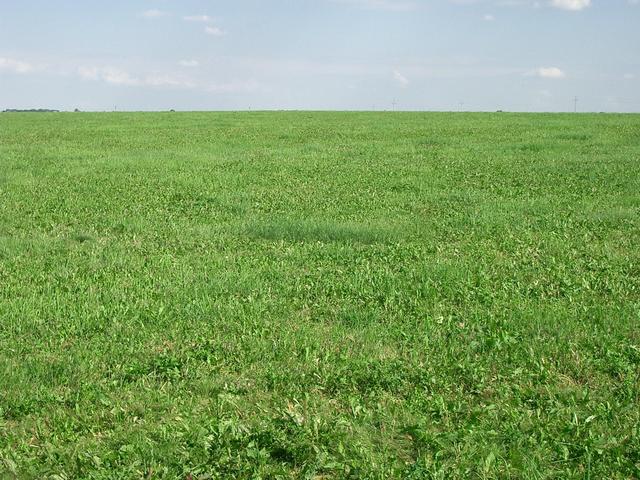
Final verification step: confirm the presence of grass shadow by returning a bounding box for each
[246,218,401,245]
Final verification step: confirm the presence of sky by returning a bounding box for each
[0,0,639,112]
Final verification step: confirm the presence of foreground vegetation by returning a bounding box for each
[1,112,639,478]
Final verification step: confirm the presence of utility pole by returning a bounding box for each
[459,102,464,112]
[574,96,578,113]
[391,99,397,111]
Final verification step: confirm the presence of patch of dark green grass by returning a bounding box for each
[71,232,94,243]
[246,218,400,244]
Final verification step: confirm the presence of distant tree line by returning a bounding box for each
[2,109,60,113]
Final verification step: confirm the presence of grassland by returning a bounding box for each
[0,111,639,479]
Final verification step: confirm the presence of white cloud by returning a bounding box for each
[393,70,409,87]
[0,57,34,74]
[451,0,590,8]
[550,0,590,10]
[182,14,225,36]
[79,66,141,86]
[102,69,141,86]
[145,75,195,88]
[183,15,214,22]
[140,9,170,18]
[535,66,566,78]
[205,26,226,36]
[483,13,495,20]
[623,73,636,79]
[206,80,263,94]
[179,60,200,68]
[77,66,99,80]
[331,0,417,11]
[78,66,198,89]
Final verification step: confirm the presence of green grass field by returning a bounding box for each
[1,112,639,479]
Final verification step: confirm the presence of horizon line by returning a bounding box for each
[3,109,640,114]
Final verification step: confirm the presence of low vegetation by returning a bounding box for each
[1,112,639,478]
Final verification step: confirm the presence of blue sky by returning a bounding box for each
[1,0,638,111]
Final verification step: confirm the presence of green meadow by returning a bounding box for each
[0,112,639,479]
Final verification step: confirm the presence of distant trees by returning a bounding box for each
[2,109,60,113]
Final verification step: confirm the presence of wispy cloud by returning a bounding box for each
[534,66,566,78]
[183,15,214,22]
[145,75,196,88]
[75,64,261,94]
[140,9,170,18]
[77,66,195,88]
[449,0,591,10]
[483,13,495,20]
[182,13,226,36]
[393,70,409,87]
[78,66,141,86]
[179,60,200,68]
[205,26,226,36]
[0,57,34,74]
[550,0,590,10]
[331,0,417,11]
[206,80,264,94]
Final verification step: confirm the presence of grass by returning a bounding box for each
[0,111,639,479]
